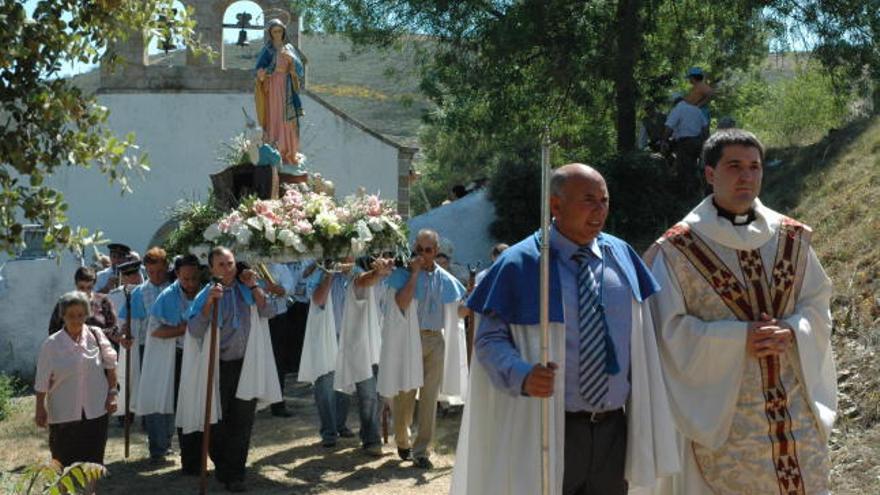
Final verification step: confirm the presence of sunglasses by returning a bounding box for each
[415,246,435,254]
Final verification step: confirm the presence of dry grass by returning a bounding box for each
[1,381,460,494]
[763,116,880,494]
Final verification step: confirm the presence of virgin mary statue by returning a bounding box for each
[255,18,305,165]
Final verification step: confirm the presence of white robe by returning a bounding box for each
[335,284,382,394]
[113,318,143,416]
[450,299,677,494]
[297,296,337,384]
[377,288,423,398]
[236,309,283,410]
[135,318,177,415]
[647,197,837,494]
[176,324,220,433]
[438,304,468,405]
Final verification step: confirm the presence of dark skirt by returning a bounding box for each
[49,413,109,467]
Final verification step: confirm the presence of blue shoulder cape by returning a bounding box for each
[118,283,147,320]
[152,281,201,326]
[467,231,660,325]
[386,265,467,304]
[186,280,255,321]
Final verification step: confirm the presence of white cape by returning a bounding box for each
[236,309,283,410]
[176,325,220,434]
[450,300,679,494]
[297,296,337,384]
[113,319,143,416]
[135,321,177,415]
[439,303,468,405]
[377,288,423,398]
[335,284,382,394]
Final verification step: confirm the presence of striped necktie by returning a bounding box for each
[573,247,609,407]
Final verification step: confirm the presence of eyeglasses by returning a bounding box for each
[415,246,435,254]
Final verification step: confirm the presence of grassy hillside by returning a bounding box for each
[762,117,880,493]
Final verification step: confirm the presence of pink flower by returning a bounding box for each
[366,196,382,216]
[294,220,314,235]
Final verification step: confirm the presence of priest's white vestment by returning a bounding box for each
[645,197,837,495]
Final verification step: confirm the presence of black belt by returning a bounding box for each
[565,408,624,424]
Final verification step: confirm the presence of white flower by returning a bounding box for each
[203,223,222,242]
[278,229,306,252]
[367,216,384,232]
[355,219,373,242]
[264,223,276,243]
[245,216,263,231]
[230,223,252,245]
[351,237,367,255]
[189,244,211,262]
[315,211,342,237]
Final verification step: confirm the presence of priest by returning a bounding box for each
[644,129,837,494]
[450,163,678,494]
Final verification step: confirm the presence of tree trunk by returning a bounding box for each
[614,0,641,153]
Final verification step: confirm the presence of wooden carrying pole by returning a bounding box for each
[123,287,132,458]
[539,128,552,495]
[200,295,220,494]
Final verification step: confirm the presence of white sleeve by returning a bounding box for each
[649,250,748,448]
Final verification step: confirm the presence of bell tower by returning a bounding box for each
[100,0,301,92]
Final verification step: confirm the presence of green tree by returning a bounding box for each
[0,0,209,255]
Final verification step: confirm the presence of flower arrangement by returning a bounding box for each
[194,175,408,265]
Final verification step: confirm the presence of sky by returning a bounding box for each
[23,0,266,77]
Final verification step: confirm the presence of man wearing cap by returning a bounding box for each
[119,247,172,462]
[105,256,144,426]
[664,93,709,198]
[96,243,132,294]
[684,66,714,122]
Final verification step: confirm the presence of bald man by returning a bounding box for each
[450,164,678,494]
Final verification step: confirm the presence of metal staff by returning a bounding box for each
[123,285,132,458]
[200,281,221,495]
[539,128,552,495]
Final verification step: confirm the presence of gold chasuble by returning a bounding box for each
[646,197,836,495]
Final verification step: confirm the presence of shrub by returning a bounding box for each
[0,373,22,422]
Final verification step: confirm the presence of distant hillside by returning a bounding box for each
[762,117,880,493]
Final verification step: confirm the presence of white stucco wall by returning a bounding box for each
[407,189,497,279]
[0,256,82,379]
[48,92,401,253]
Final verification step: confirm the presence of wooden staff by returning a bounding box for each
[465,263,479,367]
[539,128,552,495]
[123,286,132,458]
[200,283,221,495]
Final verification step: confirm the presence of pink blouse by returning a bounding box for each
[35,326,117,424]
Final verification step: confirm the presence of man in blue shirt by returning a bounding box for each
[386,229,466,469]
[186,247,275,493]
[450,164,677,494]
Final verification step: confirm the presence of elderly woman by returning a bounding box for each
[48,267,117,336]
[35,291,118,466]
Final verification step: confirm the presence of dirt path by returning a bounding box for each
[2,381,460,494]
[3,380,878,494]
